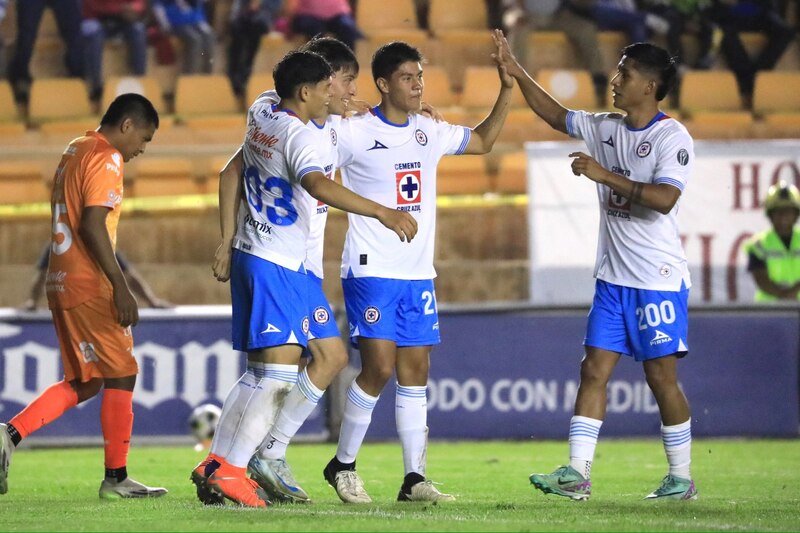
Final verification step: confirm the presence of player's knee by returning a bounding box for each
[72,379,103,403]
[579,358,611,387]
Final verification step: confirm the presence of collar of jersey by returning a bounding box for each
[371,106,409,128]
[625,111,667,132]
[272,104,300,119]
[309,118,326,129]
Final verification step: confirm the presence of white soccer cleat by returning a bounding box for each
[398,479,455,502]
[323,459,372,504]
[99,477,168,499]
[248,456,310,503]
[0,423,13,495]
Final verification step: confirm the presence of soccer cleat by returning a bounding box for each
[248,456,310,504]
[530,465,592,501]
[645,474,697,501]
[397,478,456,502]
[207,467,269,508]
[323,458,372,504]
[0,423,13,495]
[190,457,225,506]
[98,477,168,499]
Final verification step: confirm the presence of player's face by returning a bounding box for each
[385,61,424,113]
[328,66,357,116]
[610,56,654,111]
[307,77,333,120]
[119,120,156,162]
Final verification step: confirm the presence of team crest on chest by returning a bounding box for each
[415,129,428,146]
[396,170,421,205]
[636,142,652,158]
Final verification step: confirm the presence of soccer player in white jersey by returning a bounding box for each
[190,50,417,508]
[321,40,513,504]
[493,30,697,501]
[207,37,369,505]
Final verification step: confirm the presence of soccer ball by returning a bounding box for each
[188,403,222,446]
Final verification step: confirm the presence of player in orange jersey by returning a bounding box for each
[0,93,168,500]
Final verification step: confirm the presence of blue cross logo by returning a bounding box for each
[401,174,418,199]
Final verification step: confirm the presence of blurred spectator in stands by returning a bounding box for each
[288,0,363,50]
[20,245,172,311]
[504,1,609,107]
[776,0,799,30]
[744,181,800,302]
[152,0,216,74]
[414,0,506,31]
[592,0,670,44]
[707,0,795,108]
[641,1,715,70]
[82,0,149,102]
[0,0,6,78]
[227,0,282,99]
[7,0,85,106]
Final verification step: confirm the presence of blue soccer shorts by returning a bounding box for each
[584,279,689,362]
[230,249,309,351]
[342,277,441,347]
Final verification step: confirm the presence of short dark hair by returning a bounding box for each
[300,36,359,76]
[620,42,677,101]
[371,41,423,83]
[273,50,333,99]
[100,93,159,129]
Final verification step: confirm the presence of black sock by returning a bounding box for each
[6,424,21,447]
[330,457,355,472]
[402,472,425,492]
[105,466,128,482]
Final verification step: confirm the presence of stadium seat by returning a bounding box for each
[28,78,97,134]
[679,70,753,138]
[0,160,48,204]
[431,31,495,91]
[127,157,203,197]
[495,151,528,195]
[752,71,800,137]
[174,75,244,130]
[437,154,491,195]
[422,65,458,108]
[0,81,26,137]
[252,32,303,78]
[355,75,382,107]
[101,76,173,126]
[356,0,421,33]
[460,66,505,110]
[536,69,598,111]
[246,74,275,108]
[428,0,488,32]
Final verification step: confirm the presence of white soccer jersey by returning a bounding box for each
[233,92,325,271]
[337,107,470,279]
[566,110,694,291]
[251,91,339,278]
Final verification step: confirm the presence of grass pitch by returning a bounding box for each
[1,439,797,532]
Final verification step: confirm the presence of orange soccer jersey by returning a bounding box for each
[46,131,125,310]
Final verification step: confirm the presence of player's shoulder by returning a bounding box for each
[653,114,693,146]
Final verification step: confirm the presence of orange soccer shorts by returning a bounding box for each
[51,296,138,382]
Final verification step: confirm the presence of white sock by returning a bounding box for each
[259,367,324,460]
[209,364,259,458]
[662,419,692,479]
[396,384,428,476]
[224,363,297,468]
[335,380,378,464]
[568,415,602,480]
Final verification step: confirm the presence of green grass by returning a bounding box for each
[1,439,798,532]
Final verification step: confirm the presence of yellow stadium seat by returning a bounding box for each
[536,69,597,110]
[356,75,382,107]
[246,74,275,108]
[460,66,503,110]
[29,78,97,134]
[252,33,302,77]
[0,81,26,137]
[356,0,421,32]
[431,31,495,90]
[429,0,487,32]
[128,157,203,197]
[680,70,753,138]
[437,154,491,195]
[495,151,527,195]
[101,76,169,118]
[174,75,243,130]
[752,71,800,138]
[0,161,49,204]
[422,65,457,108]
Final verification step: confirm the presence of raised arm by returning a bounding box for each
[491,29,569,134]
[302,172,418,243]
[213,147,244,282]
[463,32,515,154]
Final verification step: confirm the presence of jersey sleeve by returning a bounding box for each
[285,126,325,184]
[652,129,693,192]
[435,120,470,156]
[82,150,123,209]
[565,109,602,147]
